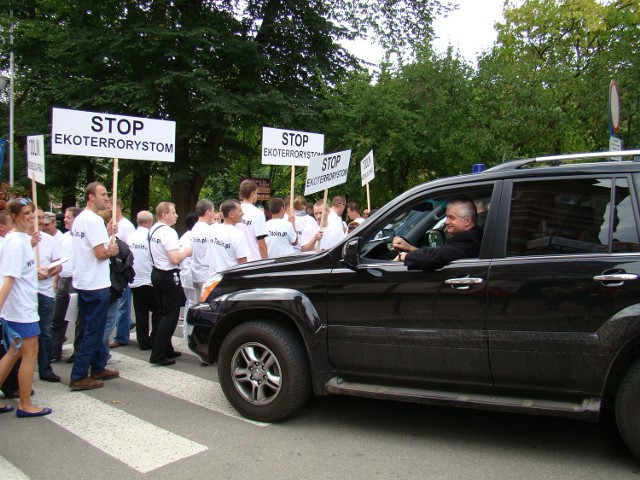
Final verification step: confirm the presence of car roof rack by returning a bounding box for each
[485,149,640,172]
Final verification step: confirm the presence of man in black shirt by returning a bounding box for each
[393,196,483,271]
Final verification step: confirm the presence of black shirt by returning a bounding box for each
[404,226,483,271]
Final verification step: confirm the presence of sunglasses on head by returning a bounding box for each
[17,197,32,206]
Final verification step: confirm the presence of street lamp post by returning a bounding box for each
[8,7,14,186]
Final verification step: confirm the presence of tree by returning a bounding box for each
[473,0,640,162]
[322,45,480,208]
[0,0,450,229]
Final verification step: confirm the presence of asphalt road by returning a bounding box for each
[1,332,639,480]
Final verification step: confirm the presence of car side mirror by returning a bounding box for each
[342,237,361,270]
[427,229,445,248]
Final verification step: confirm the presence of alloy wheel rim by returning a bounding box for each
[231,342,282,405]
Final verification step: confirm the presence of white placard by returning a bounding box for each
[51,107,176,162]
[304,150,351,195]
[262,127,324,167]
[360,150,375,186]
[27,134,45,184]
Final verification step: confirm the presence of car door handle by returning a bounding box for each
[444,277,484,290]
[593,273,638,287]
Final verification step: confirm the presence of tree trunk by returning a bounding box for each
[171,174,206,234]
[131,164,151,221]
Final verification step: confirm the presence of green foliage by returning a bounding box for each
[0,0,637,216]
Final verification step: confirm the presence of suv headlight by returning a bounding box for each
[200,273,224,302]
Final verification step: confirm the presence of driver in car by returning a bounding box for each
[392,196,483,271]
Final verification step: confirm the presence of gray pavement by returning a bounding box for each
[1,328,638,479]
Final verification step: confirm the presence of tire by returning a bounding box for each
[218,320,311,423]
[615,358,640,460]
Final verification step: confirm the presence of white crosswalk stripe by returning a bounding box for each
[0,454,30,480]
[107,349,268,427]
[34,381,208,474]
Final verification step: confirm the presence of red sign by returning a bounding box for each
[240,177,271,201]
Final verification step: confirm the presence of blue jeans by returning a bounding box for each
[37,293,55,378]
[103,300,118,354]
[71,288,110,380]
[113,286,132,344]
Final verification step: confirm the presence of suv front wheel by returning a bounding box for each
[218,320,311,422]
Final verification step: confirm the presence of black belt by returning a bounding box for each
[152,266,180,274]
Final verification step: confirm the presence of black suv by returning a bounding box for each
[188,151,640,459]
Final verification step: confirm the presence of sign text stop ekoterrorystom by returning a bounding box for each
[51,108,176,162]
[304,150,351,195]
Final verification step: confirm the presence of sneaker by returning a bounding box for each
[69,377,104,391]
[107,358,121,365]
[90,369,119,381]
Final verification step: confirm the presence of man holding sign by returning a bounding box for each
[69,182,120,391]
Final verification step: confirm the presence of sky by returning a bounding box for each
[346,0,507,66]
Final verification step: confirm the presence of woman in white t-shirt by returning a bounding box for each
[0,198,52,417]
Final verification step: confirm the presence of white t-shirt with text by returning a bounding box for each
[265,218,297,257]
[36,231,61,298]
[0,232,39,324]
[210,224,249,272]
[189,221,213,284]
[71,210,111,290]
[300,221,345,251]
[236,202,268,262]
[148,222,180,271]
[128,226,153,288]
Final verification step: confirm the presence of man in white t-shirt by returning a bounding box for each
[111,198,137,348]
[41,211,64,246]
[328,195,347,234]
[189,199,216,301]
[291,196,315,254]
[29,224,62,383]
[148,202,192,366]
[127,210,159,351]
[265,198,297,257]
[236,180,268,261]
[51,206,82,362]
[69,182,120,391]
[301,200,345,252]
[209,199,249,272]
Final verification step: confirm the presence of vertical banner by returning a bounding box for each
[27,135,46,184]
[27,134,45,267]
[360,150,375,211]
[360,150,375,186]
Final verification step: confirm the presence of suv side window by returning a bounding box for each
[360,186,493,261]
[507,177,640,256]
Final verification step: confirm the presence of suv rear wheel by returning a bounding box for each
[616,357,640,459]
[218,320,311,422]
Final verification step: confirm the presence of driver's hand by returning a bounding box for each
[392,236,411,252]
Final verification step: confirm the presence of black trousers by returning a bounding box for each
[132,285,160,349]
[150,268,185,364]
[51,276,73,359]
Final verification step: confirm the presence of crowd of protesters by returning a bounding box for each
[0,178,369,417]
